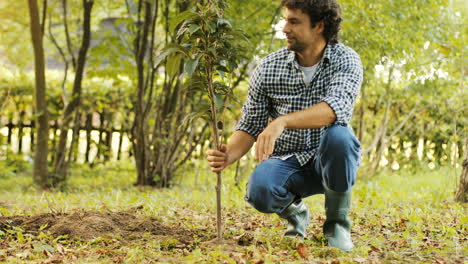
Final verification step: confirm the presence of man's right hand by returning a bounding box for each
[206,144,229,173]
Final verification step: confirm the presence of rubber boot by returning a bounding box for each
[278,200,310,238]
[323,186,354,251]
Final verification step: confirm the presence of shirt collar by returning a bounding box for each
[287,44,332,69]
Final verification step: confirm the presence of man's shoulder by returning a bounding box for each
[258,47,292,67]
[328,43,361,65]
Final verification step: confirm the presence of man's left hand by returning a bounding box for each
[255,117,287,162]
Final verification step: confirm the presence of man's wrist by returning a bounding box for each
[277,115,290,129]
[224,146,236,166]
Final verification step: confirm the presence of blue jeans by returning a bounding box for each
[244,124,361,214]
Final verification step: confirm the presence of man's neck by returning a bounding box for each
[295,40,327,67]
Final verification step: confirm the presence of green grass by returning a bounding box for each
[0,160,466,263]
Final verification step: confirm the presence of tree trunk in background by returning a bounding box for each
[17,110,25,154]
[234,160,241,187]
[69,110,81,162]
[371,67,393,174]
[95,111,105,163]
[53,0,94,184]
[357,87,365,142]
[455,139,467,203]
[132,0,157,186]
[117,130,124,161]
[27,0,49,188]
[104,113,113,162]
[85,113,92,163]
[29,113,35,153]
[7,116,13,145]
[50,120,58,160]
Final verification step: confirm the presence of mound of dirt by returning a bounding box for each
[0,210,196,243]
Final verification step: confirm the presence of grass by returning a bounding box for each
[0,159,466,263]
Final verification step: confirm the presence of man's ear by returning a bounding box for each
[315,20,325,34]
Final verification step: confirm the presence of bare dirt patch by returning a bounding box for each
[0,209,198,244]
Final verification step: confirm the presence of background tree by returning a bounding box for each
[455,139,467,202]
[27,0,49,189]
[51,0,95,184]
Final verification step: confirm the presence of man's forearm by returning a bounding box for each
[279,101,337,129]
[226,130,255,165]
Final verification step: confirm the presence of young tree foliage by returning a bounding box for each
[170,0,248,242]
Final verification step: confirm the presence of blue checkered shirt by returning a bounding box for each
[235,43,363,166]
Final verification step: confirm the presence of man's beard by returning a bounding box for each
[287,39,306,52]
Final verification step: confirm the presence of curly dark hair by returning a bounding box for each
[280,0,342,44]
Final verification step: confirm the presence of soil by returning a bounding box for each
[0,209,199,244]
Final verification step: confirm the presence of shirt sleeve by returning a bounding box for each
[322,51,363,125]
[235,63,269,139]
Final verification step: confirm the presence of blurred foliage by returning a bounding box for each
[0,0,466,176]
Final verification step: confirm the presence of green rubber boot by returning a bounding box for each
[323,187,354,251]
[278,200,310,238]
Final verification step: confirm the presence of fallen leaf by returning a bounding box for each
[44,257,64,264]
[297,243,308,259]
[255,259,264,264]
[353,257,367,263]
[55,245,67,255]
[43,249,52,257]
[370,245,380,252]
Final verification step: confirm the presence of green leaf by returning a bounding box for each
[53,235,69,243]
[217,18,232,28]
[181,111,209,125]
[33,243,55,253]
[188,24,200,35]
[166,54,183,79]
[169,11,199,33]
[154,46,183,68]
[216,70,226,80]
[17,231,25,243]
[185,54,202,77]
[216,65,229,73]
[214,93,224,112]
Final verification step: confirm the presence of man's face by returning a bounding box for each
[282,8,323,52]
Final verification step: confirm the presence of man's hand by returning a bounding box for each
[255,117,287,161]
[206,144,229,173]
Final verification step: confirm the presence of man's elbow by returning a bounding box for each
[321,101,337,126]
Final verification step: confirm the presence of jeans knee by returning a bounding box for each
[245,183,277,213]
[245,170,290,214]
[320,125,360,157]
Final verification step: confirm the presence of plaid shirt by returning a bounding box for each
[235,43,363,166]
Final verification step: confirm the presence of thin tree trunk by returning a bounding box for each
[53,0,94,182]
[132,0,153,186]
[30,116,35,153]
[96,111,105,162]
[206,60,222,242]
[104,113,113,162]
[372,96,390,172]
[117,130,124,161]
[234,160,241,187]
[28,0,49,188]
[68,111,81,163]
[50,120,57,161]
[370,67,393,173]
[455,139,467,202]
[17,110,25,154]
[85,113,92,163]
[7,117,13,145]
[357,87,365,142]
